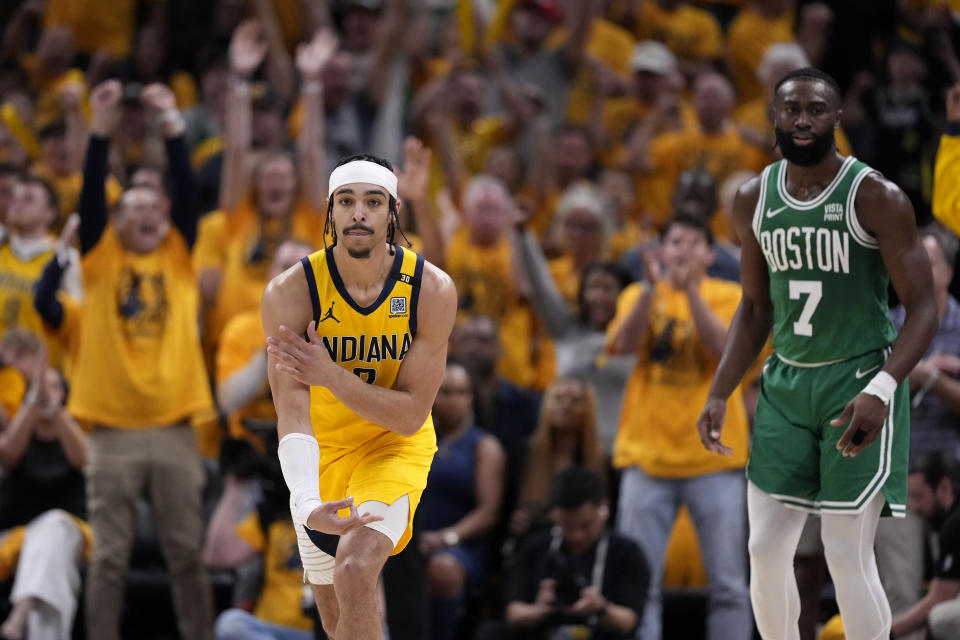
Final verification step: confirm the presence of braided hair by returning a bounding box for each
[325,153,411,255]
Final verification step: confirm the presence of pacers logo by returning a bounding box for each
[115,267,169,338]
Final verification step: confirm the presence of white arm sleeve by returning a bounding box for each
[277,433,323,526]
[216,350,268,414]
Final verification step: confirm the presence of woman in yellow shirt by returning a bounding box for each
[197,25,334,362]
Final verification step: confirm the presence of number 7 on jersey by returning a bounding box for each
[788,280,822,337]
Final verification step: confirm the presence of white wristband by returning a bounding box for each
[861,371,897,405]
[277,433,323,526]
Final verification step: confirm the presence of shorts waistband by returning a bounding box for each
[774,346,892,369]
[774,353,850,368]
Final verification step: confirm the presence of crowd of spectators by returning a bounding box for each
[2,0,960,639]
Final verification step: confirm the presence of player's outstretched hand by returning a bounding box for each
[697,395,733,456]
[306,496,384,535]
[267,322,338,387]
[830,393,887,457]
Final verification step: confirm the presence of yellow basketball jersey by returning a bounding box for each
[302,246,435,451]
[0,241,65,366]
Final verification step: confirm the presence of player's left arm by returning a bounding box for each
[270,263,458,436]
[831,175,938,457]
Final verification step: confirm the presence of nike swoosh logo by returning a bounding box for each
[766,206,788,218]
[855,365,880,379]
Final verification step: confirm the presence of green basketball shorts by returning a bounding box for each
[747,348,908,517]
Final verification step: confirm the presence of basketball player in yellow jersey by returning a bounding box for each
[262,153,457,640]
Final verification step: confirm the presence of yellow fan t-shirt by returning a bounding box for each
[67,227,212,428]
[608,279,750,476]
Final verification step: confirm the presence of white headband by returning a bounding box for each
[328,160,398,200]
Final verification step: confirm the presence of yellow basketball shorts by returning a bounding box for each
[313,431,436,556]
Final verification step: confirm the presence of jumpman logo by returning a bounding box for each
[320,301,340,323]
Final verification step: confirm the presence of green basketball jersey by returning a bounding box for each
[752,156,898,364]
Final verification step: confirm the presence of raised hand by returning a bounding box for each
[89,79,122,136]
[296,28,339,81]
[230,20,267,77]
[89,79,122,113]
[58,81,84,112]
[140,83,177,113]
[305,496,385,535]
[397,136,431,203]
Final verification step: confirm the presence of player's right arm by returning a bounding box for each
[697,176,774,455]
[262,266,382,534]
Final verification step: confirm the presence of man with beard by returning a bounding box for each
[697,67,938,640]
[890,454,960,638]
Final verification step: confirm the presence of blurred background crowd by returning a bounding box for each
[2,0,960,639]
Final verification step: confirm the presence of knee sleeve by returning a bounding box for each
[296,523,337,585]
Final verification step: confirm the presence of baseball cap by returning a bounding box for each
[631,41,678,76]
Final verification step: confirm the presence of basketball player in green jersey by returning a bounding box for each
[697,67,938,640]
